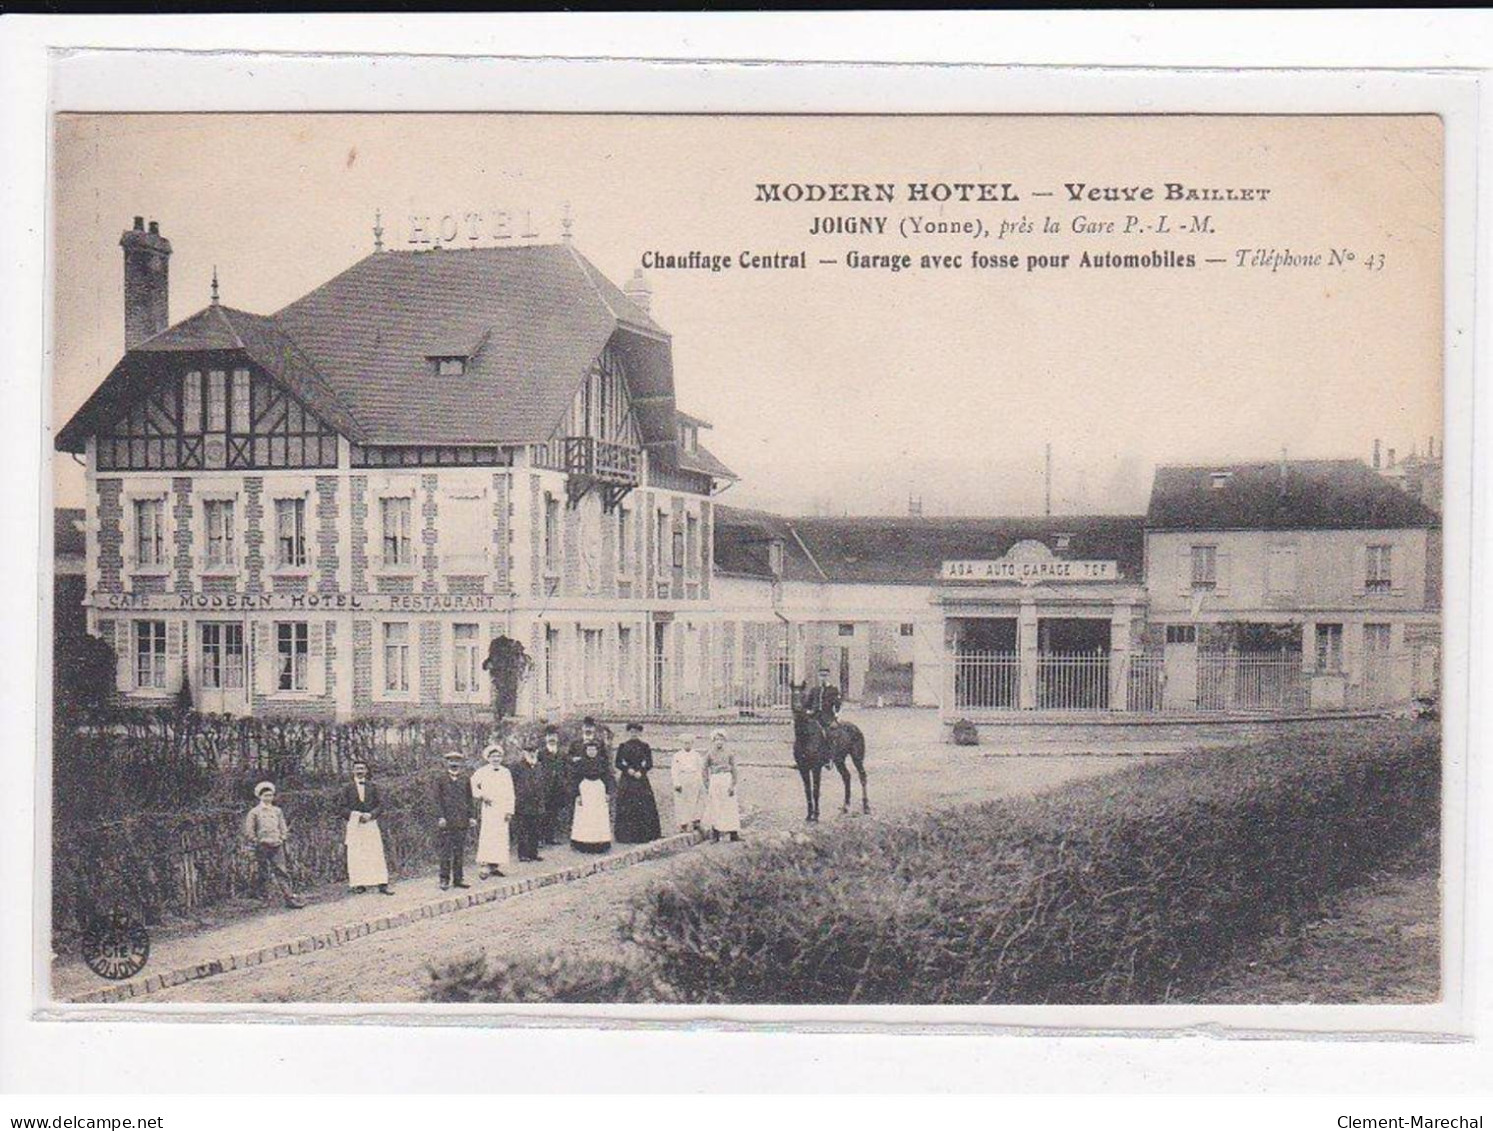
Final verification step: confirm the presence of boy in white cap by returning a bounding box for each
[242,782,305,908]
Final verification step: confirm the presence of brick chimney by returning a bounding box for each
[623,268,653,315]
[120,216,172,349]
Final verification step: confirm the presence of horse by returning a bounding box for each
[789,681,870,821]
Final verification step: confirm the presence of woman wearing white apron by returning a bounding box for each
[471,743,517,879]
[670,733,706,832]
[342,760,393,894]
[704,728,742,843]
[569,739,615,854]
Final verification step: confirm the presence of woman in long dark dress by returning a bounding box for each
[613,721,662,844]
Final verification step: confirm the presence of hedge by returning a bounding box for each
[428,723,1440,1005]
[53,711,611,941]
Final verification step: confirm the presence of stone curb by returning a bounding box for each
[68,830,706,1005]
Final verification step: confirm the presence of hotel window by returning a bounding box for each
[1366,544,1394,593]
[543,624,560,698]
[582,628,604,700]
[382,622,410,693]
[1315,623,1344,673]
[655,512,669,575]
[618,626,633,701]
[381,496,413,566]
[453,623,480,694]
[231,369,251,434]
[900,623,915,637]
[672,528,685,570]
[133,497,166,567]
[134,620,167,690]
[1190,545,1218,590]
[181,371,202,434]
[686,514,700,575]
[1165,624,1197,645]
[1365,623,1393,656]
[203,499,236,569]
[839,623,855,637]
[206,369,227,432]
[200,623,245,690]
[543,493,560,574]
[275,497,307,568]
[277,622,309,691]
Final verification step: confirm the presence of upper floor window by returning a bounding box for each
[617,507,631,573]
[206,369,227,432]
[204,498,236,569]
[1266,544,1298,596]
[275,497,307,568]
[435,357,466,377]
[543,493,561,575]
[182,371,202,434]
[839,623,855,637]
[134,620,167,690]
[1366,544,1394,593]
[686,513,700,575]
[899,623,915,637]
[134,497,166,568]
[1190,544,1218,590]
[679,424,698,453]
[231,369,251,433]
[381,496,413,567]
[672,528,685,570]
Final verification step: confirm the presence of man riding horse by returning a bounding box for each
[805,667,843,729]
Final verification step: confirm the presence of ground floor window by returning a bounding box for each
[277,621,309,691]
[544,624,560,699]
[1364,623,1393,655]
[382,621,410,693]
[1314,623,1344,672]
[581,628,604,700]
[201,622,245,690]
[134,620,167,689]
[617,626,634,702]
[1165,624,1197,645]
[453,622,481,693]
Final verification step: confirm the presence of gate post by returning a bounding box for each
[1109,603,1132,711]
[1018,600,1039,710]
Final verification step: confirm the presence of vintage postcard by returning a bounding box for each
[42,108,1456,1026]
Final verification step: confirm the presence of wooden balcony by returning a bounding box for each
[560,436,640,510]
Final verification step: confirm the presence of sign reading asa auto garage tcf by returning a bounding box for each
[941,537,1120,584]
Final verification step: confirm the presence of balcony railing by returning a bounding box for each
[563,436,640,484]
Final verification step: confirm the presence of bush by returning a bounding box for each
[426,952,671,1004]
[427,723,1440,1005]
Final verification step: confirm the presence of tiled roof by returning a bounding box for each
[679,441,736,481]
[714,506,1146,584]
[271,244,665,445]
[1146,460,1440,531]
[58,243,674,453]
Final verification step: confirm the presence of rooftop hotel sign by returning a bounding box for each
[941,540,1118,584]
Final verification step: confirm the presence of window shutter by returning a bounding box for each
[308,621,327,695]
[1214,548,1231,597]
[166,620,185,695]
[1177,546,1192,596]
[1352,544,1368,597]
[114,623,133,692]
[255,621,276,694]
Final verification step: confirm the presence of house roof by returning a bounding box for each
[58,243,681,454]
[713,506,1146,584]
[54,507,86,559]
[1146,459,1440,531]
[679,442,736,481]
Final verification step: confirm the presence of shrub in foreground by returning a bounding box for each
[430,723,1439,1005]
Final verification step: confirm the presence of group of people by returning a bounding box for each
[239,718,744,908]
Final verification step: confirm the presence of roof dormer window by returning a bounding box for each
[1209,471,1233,490]
[1055,533,1074,551]
[679,423,698,453]
[435,357,466,377]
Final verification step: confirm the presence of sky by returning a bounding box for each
[50,114,1443,515]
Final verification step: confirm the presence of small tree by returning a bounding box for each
[55,632,117,718]
[482,636,532,724]
[175,671,195,714]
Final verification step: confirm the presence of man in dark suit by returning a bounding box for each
[434,750,475,889]
[808,668,843,728]
[509,743,548,863]
[539,725,570,845]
